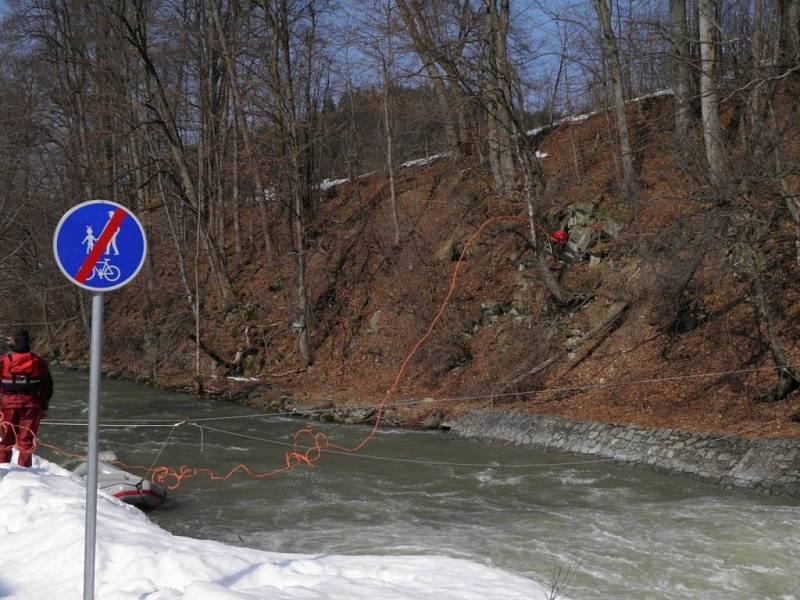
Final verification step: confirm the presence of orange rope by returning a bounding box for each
[5,215,798,491]
[0,416,41,459]
[2,216,660,489]
[137,215,532,490]
[0,216,528,488]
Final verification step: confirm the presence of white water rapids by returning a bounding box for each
[40,370,800,599]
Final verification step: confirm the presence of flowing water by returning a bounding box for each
[40,370,800,599]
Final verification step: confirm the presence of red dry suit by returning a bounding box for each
[0,352,53,467]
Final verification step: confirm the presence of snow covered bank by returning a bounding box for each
[0,458,558,599]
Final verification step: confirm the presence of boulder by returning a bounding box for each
[422,410,445,430]
[366,310,382,335]
[480,301,510,317]
[559,200,622,260]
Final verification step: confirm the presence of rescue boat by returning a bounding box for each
[73,458,167,511]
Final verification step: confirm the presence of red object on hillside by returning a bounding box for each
[551,229,568,244]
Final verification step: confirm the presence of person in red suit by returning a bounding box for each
[0,330,53,467]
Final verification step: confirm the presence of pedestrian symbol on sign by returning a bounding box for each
[104,210,120,256]
[82,226,97,254]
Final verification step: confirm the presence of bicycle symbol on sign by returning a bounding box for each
[86,258,121,282]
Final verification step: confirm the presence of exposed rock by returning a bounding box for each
[436,238,456,262]
[480,301,510,317]
[559,200,622,261]
[339,407,377,424]
[366,310,383,335]
[565,328,584,349]
[242,355,262,376]
[292,404,321,416]
[422,410,445,430]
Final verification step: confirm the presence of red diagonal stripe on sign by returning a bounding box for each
[75,209,128,284]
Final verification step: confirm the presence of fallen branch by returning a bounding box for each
[504,301,629,387]
[189,334,236,374]
[265,368,307,378]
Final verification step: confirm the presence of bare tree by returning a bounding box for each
[261,0,325,367]
[669,0,693,145]
[347,0,402,246]
[209,0,274,256]
[113,1,237,304]
[698,0,726,186]
[593,0,636,194]
[395,0,476,159]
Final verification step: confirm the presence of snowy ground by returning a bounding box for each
[0,457,559,600]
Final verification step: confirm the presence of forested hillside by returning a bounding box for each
[1,0,799,438]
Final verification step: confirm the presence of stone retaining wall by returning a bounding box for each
[450,411,800,497]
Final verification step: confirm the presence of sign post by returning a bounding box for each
[53,200,147,600]
[84,292,103,600]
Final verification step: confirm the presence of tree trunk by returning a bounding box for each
[344,54,361,181]
[769,106,800,266]
[487,0,515,192]
[669,0,692,145]
[264,0,313,366]
[424,60,459,156]
[209,0,274,256]
[745,244,800,401]
[779,0,800,66]
[593,0,636,194]
[293,185,312,366]
[381,58,401,246]
[378,3,401,247]
[232,119,243,262]
[698,0,726,186]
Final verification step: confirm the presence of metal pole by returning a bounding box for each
[83,292,104,600]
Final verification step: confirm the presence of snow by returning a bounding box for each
[400,153,448,169]
[526,112,598,137]
[320,88,673,193]
[0,457,559,599]
[526,87,674,138]
[629,88,673,103]
[319,177,349,191]
[319,172,375,192]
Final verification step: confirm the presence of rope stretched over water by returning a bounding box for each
[5,217,529,485]
[3,215,799,489]
[41,362,800,428]
[141,216,534,489]
[7,401,798,486]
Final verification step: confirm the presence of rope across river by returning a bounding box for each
[2,216,798,490]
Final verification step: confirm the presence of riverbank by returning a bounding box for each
[451,410,800,497]
[50,359,800,496]
[258,394,800,497]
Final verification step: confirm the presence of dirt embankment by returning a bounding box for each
[47,92,800,440]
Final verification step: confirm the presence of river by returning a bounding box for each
[39,369,800,599]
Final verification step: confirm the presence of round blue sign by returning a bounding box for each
[53,200,148,292]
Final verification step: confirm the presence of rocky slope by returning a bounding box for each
[46,91,800,440]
